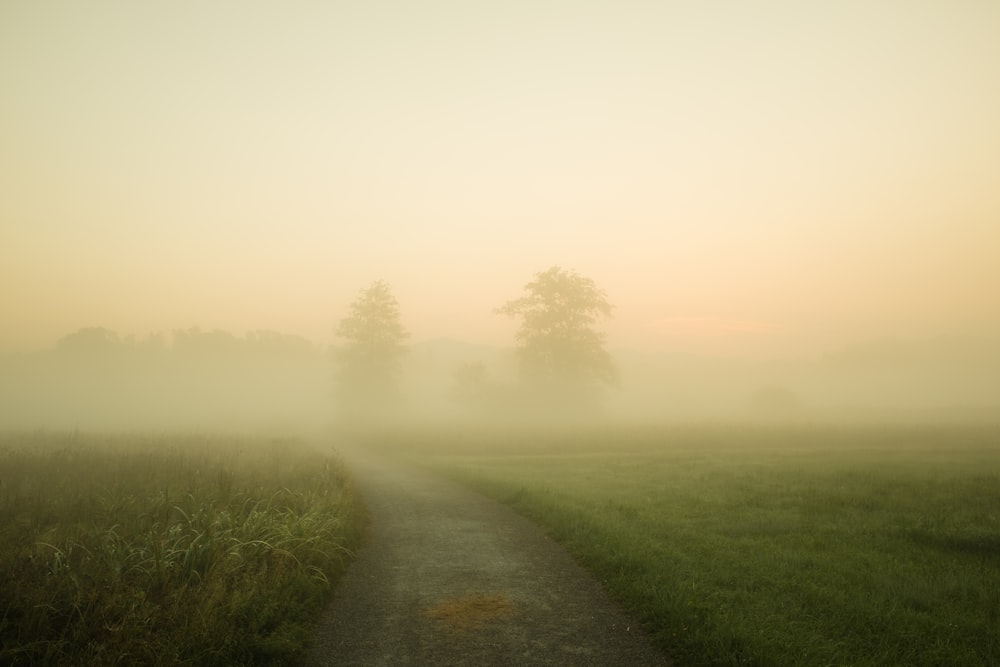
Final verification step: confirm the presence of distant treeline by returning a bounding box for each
[0,327,331,431]
[2,326,1000,430]
[54,326,321,361]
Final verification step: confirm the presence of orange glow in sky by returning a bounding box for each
[2,1,998,357]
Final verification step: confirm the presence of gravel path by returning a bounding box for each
[305,448,671,666]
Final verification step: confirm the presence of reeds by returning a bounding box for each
[0,432,365,665]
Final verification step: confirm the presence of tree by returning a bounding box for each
[334,280,409,416]
[496,267,615,410]
[451,362,489,408]
[56,327,124,356]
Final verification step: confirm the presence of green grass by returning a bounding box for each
[371,424,1000,666]
[0,432,366,666]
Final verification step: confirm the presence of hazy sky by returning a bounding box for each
[2,1,998,356]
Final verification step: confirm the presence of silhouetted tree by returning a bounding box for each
[496,267,615,413]
[451,362,489,407]
[56,327,125,356]
[171,327,243,361]
[245,330,315,360]
[334,280,409,417]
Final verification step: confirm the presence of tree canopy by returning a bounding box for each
[334,280,409,415]
[496,267,616,391]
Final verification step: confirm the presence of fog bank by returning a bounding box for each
[4,326,997,433]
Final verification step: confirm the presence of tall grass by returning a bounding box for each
[375,424,1000,666]
[0,432,365,666]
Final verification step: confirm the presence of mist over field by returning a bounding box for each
[2,1,999,433]
[2,324,998,432]
[3,7,1000,663]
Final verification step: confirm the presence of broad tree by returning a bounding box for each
[334,280,409,417]
[496,267,615,411]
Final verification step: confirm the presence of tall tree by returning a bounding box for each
[496,267,615,409]
[334,280,409,416]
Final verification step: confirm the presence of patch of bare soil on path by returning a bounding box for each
[305,448,671,666]
[425,593,515,632]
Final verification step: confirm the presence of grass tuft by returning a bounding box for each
[0,432,366,666]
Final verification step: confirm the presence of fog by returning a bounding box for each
[0,328,329,433]
[2,325,998,434]
[2,2,999,434]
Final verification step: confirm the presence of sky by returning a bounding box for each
[2,0,999,358]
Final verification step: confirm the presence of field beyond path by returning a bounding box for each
[305,447,671,666]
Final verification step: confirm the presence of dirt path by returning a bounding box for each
[305,448,671,666]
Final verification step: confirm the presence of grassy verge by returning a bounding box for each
[0,432,366,666]
[373,424,1000,666]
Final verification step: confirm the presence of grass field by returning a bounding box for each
[373,424,1000,666]
[0,432,366,666]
